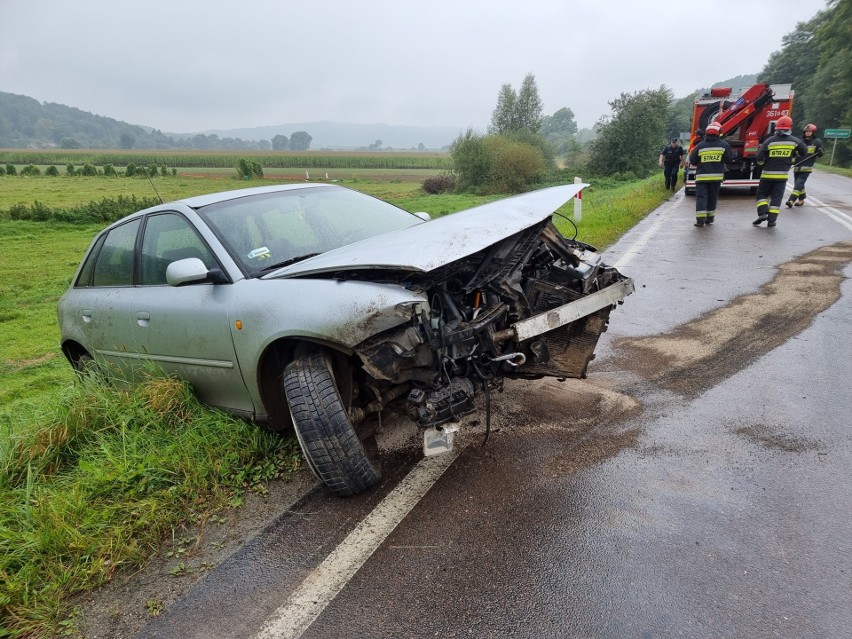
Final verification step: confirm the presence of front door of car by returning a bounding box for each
[129,211,255,416]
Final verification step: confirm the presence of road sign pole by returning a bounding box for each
[830,138,837,166]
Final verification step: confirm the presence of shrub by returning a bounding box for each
[102,164,117,177]
[45,165,60,176]
[66,164,76,176]
[6,163,17,176]
[449,129,492,192]
[125,163,137,177]
[147,164,158,177]
[236,158,263,180]
[9,200,51,220]
[80,163,98,177]
[159,165,168,177]
[484,136,547,193]
[20,164,41,176]
[422,174,457,194]
[0,165,5,176]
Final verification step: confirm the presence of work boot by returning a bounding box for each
[694,221,705,227]
[706,215,715,225]
[785,199,794,208]
[768,221,777,227]
[794,201,804,206]
[753,214,769,226]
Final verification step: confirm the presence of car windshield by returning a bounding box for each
[196,186,422,276]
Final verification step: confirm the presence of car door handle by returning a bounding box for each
[136,311,150,327]
[82,310,92,323]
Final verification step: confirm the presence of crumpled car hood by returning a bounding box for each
[266,183,586,279]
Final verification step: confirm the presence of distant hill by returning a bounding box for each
[0,92,169,150]
[0,91,461,151]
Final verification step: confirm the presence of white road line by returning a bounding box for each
[798,192,852,232]
[253,451,459,639]
[613,198,678,269]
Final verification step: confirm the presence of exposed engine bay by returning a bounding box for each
[349,218,634,435]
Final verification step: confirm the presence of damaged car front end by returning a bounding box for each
[271,184,633,495]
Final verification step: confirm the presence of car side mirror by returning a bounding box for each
[413,211,431,221]
[166,257,227,286]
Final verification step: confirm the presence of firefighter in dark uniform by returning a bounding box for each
[786,123,824,207]
[753,115,808,227]
[688,121,732,227]
[659,137,685,191]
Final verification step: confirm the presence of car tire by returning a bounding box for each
[282,350,381,497]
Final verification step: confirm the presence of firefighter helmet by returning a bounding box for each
[776,116,793,132]
[804,123,817,134]
[705,121,722,135]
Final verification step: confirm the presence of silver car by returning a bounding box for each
[58,183,633,496]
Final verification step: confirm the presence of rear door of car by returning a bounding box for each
[64,218,141,376]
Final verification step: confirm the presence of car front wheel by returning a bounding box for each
[282,349,381,497]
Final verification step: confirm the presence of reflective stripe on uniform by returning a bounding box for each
[696,211,707,219]
[762,171,789,179]
[696,174,724,181]
[756,199,768,207]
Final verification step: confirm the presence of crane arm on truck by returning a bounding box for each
[714,84,775,151]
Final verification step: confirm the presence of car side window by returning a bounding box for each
[74,234,107,287]
[140,212,216,285]
[91,219,141,287]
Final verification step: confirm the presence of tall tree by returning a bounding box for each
[490,74,544,135]
[541,107,578,137]
[516,73,544,133]
[288,131,313,151]
[759,0,850,164]
[271,134,289,150]
[586,86,672,177]
[490,84,518,135]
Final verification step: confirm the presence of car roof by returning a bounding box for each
[178,182,332,209]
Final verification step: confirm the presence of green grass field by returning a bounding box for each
[0,169,670,637]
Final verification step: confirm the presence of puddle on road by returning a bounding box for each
[612,241,852,396]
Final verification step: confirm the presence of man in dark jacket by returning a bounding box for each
[786,123,824,208]
[659,137,686,191]
[753,116,808,227]
[688,121,732,227]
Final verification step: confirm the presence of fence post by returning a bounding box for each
[573,176,583,222]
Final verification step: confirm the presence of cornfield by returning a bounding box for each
[0,149,451,170]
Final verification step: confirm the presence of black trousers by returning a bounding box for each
[663,164,679,188]
[695,181,722,221]
[756,179,787,222]
[790,170,812,201]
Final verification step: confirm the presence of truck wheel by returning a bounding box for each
[685,188,695,196]
[282,350,381,497]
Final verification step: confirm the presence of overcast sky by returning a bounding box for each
[0,0,829,135]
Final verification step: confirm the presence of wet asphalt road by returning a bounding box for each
[138,171,852,639]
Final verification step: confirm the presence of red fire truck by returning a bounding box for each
[685,83,794,195]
